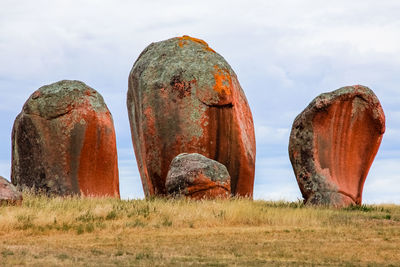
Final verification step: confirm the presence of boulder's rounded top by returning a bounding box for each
[314,85,380,108]
[167,153,230,183]
[176,35,216,53]
[23,80,108,119]
[130,35,237,106]
[298,85,385,133]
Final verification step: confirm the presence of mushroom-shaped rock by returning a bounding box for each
[289,85,385,206]
[11,80,120,197]
[127,35,256,197]
[0,176,22,205]
[165,153,230,199]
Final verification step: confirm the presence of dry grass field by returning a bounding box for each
[1,193,400,266]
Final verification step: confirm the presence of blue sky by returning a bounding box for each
[1,0,399,203]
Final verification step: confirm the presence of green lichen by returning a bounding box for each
[23,80,108,119]
[132,37,235,107]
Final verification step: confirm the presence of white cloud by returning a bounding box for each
[118,159,144,199]
[254,156,301,201]
[364,158,400,204]
[255,125,290,146]
[0,161,11,180]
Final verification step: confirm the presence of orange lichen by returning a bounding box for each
[76,111,120,197]
[213,65,232,95]
[186,172,230,200]
[177,35,216,53]
[312,99,382,204]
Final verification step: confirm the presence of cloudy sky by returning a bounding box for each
[1,0,399,203]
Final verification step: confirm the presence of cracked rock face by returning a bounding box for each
[0,176,22,205]
[165,153,230,199]
[127,36,256,197]
[12,80,120,197]
[289,85,385,207]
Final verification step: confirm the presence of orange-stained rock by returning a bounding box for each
[289,85,385,207]
[0,176,22,205]
[127,35,256,197]
[165,153,230,199]
[11,80,120,197]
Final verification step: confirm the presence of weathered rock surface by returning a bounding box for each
[12,80,120,197]
[127,35,256,197]
[289,85,385,206]
[165,153,230,199]
[0,176,22,205]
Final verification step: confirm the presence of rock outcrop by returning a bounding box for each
[127,35,256,197]
[0,176,22,205]
[12,80,120,197]
[165,153,230,199]
[289,85,385,206]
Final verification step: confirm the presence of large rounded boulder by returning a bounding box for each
[288,85,385,206]
[127,36,256,197]
[12,80,120,197]
[166,153,230,199]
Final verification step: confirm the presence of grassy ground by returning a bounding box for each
[0,194,400,266]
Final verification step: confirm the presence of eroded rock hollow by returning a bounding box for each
[12,80,120,197]
[127,36,256,197]
[289,85,385,206]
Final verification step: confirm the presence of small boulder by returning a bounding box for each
[165,153,231,199]
[0,176,22,205]
[11,80,120,197]
[288,85,385,207]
